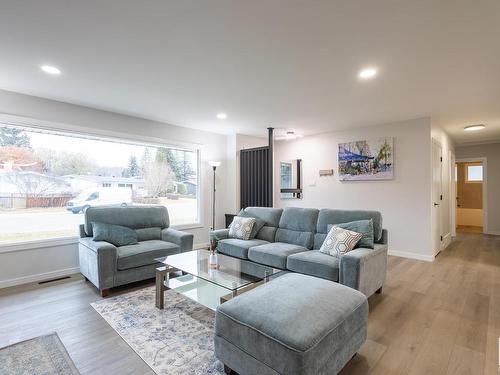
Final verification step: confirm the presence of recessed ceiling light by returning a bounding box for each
[358,67,378,80]
[216,113,227,120]
[40,65,61,75]
[464,124,485,132]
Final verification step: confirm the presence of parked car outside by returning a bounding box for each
[66,187,132,213]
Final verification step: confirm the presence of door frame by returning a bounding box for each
[455,157,488,233]
[431,138,443,255]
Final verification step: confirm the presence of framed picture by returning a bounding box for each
[338,137,394,181]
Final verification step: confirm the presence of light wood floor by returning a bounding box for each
[0,233,499,375]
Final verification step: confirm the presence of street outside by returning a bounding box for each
[0,198,198,243]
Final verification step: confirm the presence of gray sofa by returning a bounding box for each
[79,205,193,296]
[211,207,388,297]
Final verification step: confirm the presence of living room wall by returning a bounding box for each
[273,117,435,261]
[0,89,231,287]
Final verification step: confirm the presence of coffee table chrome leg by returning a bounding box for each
[232,289,238,298]
[155,266,167,309]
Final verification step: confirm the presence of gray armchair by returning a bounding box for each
[78,205,193,296]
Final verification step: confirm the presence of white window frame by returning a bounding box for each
[0,121,203,252]
[465,163,483,183]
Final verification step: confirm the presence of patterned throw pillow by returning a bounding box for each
[319,226,363,257]
[228,216,256,240]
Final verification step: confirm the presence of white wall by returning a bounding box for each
[456,143,500,235]
[0,89,231,287]
[274,118,435,261]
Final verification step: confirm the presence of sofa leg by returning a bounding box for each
[83,276,89,282]
[223,364,236,374]
[100,289,110,298]
[376,287,382,294]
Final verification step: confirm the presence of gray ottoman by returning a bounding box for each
[214,273,368,375]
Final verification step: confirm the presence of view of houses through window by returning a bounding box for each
[0,125,199,244]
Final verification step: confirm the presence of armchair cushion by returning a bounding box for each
[136,227,162,241]
[161,228,194,253]
[92,222,138,247]
[117,240,179,270]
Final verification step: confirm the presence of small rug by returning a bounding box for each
[91,287,225,375]
[0,333,80,375]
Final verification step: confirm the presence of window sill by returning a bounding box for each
[0,236,79,254]
[0,223,205,254]
[172,223,204,231]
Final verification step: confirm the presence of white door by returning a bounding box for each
[432,139,443,255]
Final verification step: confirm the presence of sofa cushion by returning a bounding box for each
[217,238,269,260]
[135,227,162,241]
[243,207,283,227]
[117,240,179,270]
[92,221,138,247]
[237,210,266,238]
[215,273,368,375]
[327,219,374,249]
[287,250,340,281]
[275,228,314,249]
[85,206,169,236]
[243,207,283,242]
[248,242,307,269]
[278,207,319,232]
[317,209,383,242]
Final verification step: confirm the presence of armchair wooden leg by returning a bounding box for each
[376,287,383,294]
[100,289,110,298]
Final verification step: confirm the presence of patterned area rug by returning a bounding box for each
[0,333,80,375]
[91,287,225,375]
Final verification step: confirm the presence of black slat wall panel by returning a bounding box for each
[240,147,272,208]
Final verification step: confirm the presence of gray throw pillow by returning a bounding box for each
[327,219,374,249]
[319,226,363,257]
[92,222,138,247]
[237,209,266,238]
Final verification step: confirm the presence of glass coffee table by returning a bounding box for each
[155,250,282,311]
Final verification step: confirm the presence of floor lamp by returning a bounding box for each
[208,161,221,231]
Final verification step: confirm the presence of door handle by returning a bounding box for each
[433,202,440,207]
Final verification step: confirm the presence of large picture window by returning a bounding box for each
[0,125,199,244]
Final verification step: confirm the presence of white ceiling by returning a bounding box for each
[0,0,499,144]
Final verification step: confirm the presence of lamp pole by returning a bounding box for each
[212,165,216,230]
[208,161,221,230]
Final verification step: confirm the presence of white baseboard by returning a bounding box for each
[388,250,435,262]
[0,267,80,289]
[485,230,500,236]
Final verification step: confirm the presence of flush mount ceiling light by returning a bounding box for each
[40,65,61,75]
[274,131,303,141]
[216,113,227,120]
[358,67,378,80]
[464,124,486,132]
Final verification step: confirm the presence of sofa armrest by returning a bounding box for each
[78,238,117,290]
[339,244,388,297]
[79,224,88,238]
[162,228,194,253]
[210,228,229,241]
